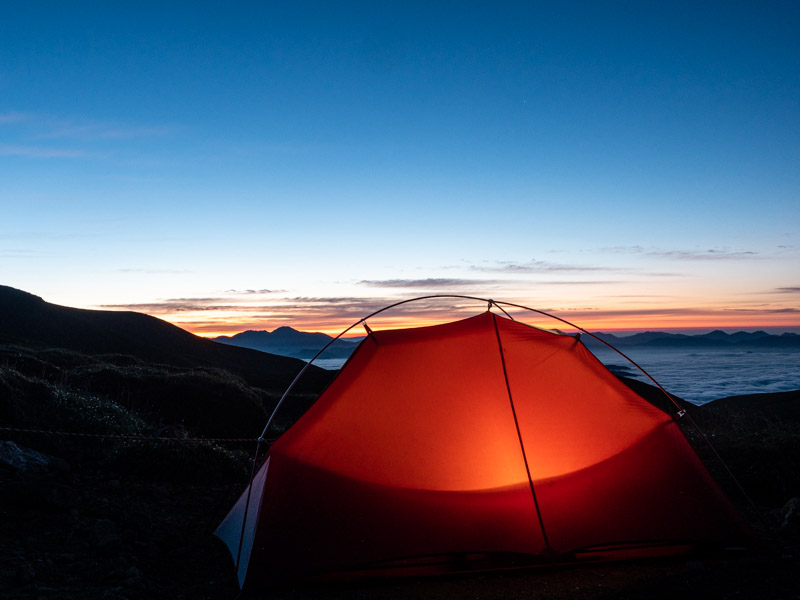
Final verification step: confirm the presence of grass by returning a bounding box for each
[0,345,260,483]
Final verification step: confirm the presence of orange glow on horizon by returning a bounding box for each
[169,308,799,339]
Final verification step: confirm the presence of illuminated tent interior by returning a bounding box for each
[215,310,747,590]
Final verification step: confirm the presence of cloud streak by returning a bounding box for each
[37,122,174,141]
[224,288,285,295]
[0,113,174,162]
[723,307,800,314]
[650,249,758,260]
[0,112,29,124]
[603,246,758,260]
[116,268,192,274]
[470,259,613,273]
[359,278,503,288]
[0,145,90,158]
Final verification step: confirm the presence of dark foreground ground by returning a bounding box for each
[0,462,798,600]
[1,341,798,599]
[2,418,799,600]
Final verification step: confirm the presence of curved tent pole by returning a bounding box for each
[229,295,757,580]
[249,294,754,523]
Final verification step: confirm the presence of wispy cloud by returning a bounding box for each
[0,112,174,161]
[650,249,758,260]
[37,122,174,141]
[0,145,90,158]
[602,246,758,260]
[470,259,613,273]
[224,288,284,295]
[115,268,193,275]
[0,232,100,240]
[101,299,241,313]
[0,112,29,124]
[723,307,800,314]
[535,280,625,285]
[772,286,800,294]
[269,295,489,323]
[0,249,44,258]
[359,278,502,288]
[101,290,285,313]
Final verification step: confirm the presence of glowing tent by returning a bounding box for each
[216,310,746,590]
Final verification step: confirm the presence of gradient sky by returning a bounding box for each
[1,1,798,336]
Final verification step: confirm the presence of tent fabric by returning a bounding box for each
[216,312,747,589]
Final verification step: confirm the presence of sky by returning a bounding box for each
[1,1,798,336]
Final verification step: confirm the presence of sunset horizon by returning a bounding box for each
[13,283,796,339]
[2,3,799,596]
[3,3,797,345]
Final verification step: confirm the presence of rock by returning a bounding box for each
[2,479,50,509]
[96,533,123,556]
[0,441,51,473]
[68,508,81,525]
[91,518,118,538]
[780,497,800,536]
[123,565,143,588]
[15,562,35,586]
[48,457,71,476]
[91,519,123,556]
[152,484,170,500]
[686,559,705,571]
[47,484,80,511]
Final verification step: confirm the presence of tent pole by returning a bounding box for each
[491,313,552,553]
[254,294,755,512]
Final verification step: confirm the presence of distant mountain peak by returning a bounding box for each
[213,326,361,361]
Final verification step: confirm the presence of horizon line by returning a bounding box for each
[184,319,800,339]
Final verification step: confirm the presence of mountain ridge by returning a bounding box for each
[587,329,800,349]
[214,327,363,360]
[214,321,800,362]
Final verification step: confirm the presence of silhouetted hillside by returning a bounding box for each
[0,285,333,393]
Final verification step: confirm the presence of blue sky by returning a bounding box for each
[1,1,798,334]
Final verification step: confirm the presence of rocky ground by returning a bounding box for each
[1,441,242,599]
[1,435,798,600]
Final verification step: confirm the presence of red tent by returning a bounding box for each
[216,311,747,589]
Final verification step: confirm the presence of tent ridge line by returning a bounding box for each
[491,313,552,554]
